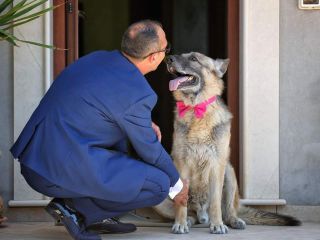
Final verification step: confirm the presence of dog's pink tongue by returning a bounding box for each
[169,76,190,91]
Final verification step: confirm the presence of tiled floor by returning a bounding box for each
[0,222,319,240]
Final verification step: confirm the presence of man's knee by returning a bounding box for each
[146,167,170,204]
[155,187,169,205]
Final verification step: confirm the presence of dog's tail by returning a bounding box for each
[153,198,175,220]
[238,206,301,226]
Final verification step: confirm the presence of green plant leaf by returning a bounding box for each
[11,0,48,20]
[16,38,55,49]
[0,0,28,25]
[0,27,55,48]
[3,5,56,27]
[0,0,28,18]
[0,0,65,49]
[0,28,18,45]
[1,35,18,45]
[0,0,47,26]
[6,1,64,26]
[3,15,39,30]
[0,0,13,13]
[4,28,64,50]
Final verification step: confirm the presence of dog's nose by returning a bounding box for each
[165,55,174,64]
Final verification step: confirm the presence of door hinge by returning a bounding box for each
[66,1,73,13]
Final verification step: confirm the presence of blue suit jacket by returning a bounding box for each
[10,50,179,203]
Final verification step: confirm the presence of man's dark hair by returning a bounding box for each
[121,20,163,59]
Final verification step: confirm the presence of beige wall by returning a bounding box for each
[0,13,13,207]
[280,0,320,205]
[11,2,52,202]
[240,0,280,199]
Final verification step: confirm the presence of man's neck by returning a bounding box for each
[121,52,149,75]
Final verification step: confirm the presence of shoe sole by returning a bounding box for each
[45,203,63,222]
[46,202,101,240]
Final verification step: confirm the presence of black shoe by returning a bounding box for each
[45,198,101,240]
[86,218,137,234]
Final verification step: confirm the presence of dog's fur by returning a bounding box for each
[154,52,301,234]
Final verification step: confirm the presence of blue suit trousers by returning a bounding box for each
[21,164,170,225]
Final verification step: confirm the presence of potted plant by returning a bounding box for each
[0,196,7,224]
[0,0,62,48]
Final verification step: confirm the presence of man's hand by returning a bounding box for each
[173,179,189,207]
[152,122,162,142]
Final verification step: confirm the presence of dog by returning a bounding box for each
[153,52,301,234]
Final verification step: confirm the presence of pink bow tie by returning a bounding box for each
[176,96,217,119]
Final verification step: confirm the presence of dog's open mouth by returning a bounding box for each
[168,66,197,91]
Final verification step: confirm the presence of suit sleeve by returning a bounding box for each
[116,94,180,187]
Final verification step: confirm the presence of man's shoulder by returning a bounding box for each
[79,50,119,64]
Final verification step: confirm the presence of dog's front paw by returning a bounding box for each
[172,221,189,234]
[209,223,229,234]
[229,217,246,229]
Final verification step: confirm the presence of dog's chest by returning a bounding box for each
[189,183,209,206]
[173,112,231,175]
[175,109,230,150]
[175,116,221,155]
[177,114,214,143]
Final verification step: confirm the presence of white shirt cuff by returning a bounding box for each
[168,178,183,199]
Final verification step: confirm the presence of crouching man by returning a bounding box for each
[11,20,188,240]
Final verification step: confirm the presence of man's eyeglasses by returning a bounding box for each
[143,42,171,59]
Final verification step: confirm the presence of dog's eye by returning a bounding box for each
[190,56,198,62]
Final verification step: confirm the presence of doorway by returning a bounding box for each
[53,0,240,181]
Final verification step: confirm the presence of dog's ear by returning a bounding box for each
[213,58,230,78]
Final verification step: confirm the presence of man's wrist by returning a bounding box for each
[168,178,183,199]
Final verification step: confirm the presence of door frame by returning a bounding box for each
[227,0,240,182]
[53,0,78,78]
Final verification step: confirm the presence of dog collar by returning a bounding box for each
[176,96,217,119]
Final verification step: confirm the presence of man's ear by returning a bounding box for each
[213,58,230,78]
[147,53,156,64]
